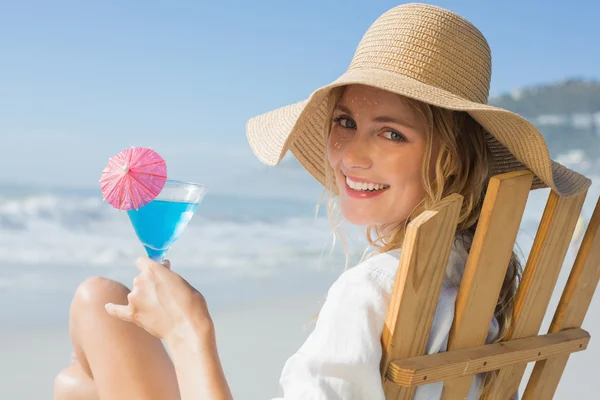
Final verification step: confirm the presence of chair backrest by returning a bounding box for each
[380,170,600,400]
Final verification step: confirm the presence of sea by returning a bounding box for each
[0,168,598,329]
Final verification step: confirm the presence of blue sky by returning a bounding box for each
[1,0,599,196]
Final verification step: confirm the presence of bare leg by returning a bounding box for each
[54,277,180,400]
[54,357,99,400]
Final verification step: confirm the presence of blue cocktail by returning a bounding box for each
[127,180,206,262]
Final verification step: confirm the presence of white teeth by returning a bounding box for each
[345,176,388,192]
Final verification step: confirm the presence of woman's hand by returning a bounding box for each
[105,257,212,345]
[106,258,233,399]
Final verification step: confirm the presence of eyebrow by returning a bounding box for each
[334,103,421,132]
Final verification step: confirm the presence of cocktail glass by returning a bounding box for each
[126,180,206,263]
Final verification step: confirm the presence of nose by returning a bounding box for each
[340,132,372,170]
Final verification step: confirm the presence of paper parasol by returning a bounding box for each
[100,147,167,210]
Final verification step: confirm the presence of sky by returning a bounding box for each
[1,0,599,196]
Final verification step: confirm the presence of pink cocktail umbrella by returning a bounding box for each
[100,147,167,210]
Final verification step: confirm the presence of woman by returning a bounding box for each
[54,3,590,399]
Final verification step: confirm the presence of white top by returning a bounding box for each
[273,240,500,399]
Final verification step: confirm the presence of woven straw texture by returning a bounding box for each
[246,3,591,197]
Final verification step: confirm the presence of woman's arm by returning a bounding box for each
[165,318,233,400]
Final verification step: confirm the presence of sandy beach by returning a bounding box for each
[0,293,323,399]
[1,281,598,399]
[0,185,598,399]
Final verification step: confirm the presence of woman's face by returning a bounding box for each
[327,84,439,230]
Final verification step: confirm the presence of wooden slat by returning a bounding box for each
[381,194,463,400]
[482,190,587,399]
[386,328,589,387]
[523,196,600,399]
[442,171,533,399]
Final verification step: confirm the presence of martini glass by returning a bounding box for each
[126,180,206,263]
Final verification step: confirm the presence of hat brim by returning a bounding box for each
[246,68,591,197]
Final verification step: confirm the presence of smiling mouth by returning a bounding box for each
[344,175,390,192]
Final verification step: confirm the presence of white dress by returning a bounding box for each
[272,239,500,399]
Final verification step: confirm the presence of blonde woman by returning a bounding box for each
[54,3,590,400]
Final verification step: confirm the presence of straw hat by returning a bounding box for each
[246,3,591,197]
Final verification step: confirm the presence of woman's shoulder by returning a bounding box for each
[335,251,401,295]
[338,238,469,295]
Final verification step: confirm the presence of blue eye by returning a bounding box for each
[333,116,357,129]
[382,130,405,142]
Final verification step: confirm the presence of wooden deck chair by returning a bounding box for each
[380,170,600,400]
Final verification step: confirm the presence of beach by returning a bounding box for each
[1,274,599,399]
[0,289,328,399]
[0,182,599,399]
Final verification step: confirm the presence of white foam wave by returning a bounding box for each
[0,173,597,281]
[0,194,361,275]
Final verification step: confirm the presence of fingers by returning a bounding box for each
[135,256,153,274]
[104,303,134,323]
[105,278,150,324]
[135,257,172,279]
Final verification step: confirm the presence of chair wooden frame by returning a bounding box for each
[381,171,600,399]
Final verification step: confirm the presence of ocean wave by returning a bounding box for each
[0,195,112,231]
[0,193,363,273]
[0,175,597,275]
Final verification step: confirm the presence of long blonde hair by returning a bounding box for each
[321,86,521,390]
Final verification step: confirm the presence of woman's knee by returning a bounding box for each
[69,276,131,341]
[72,276,129,310]
[68,277,131,373]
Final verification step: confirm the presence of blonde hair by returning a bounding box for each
[321,86,522,393]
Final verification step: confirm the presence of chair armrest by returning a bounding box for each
[385,328,590,388]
